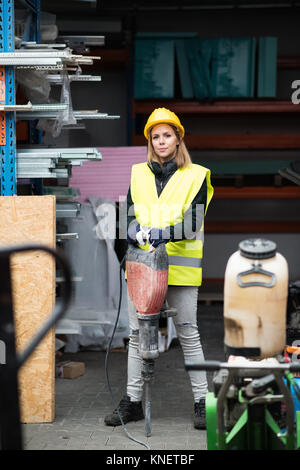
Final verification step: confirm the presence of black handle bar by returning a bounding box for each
[0,244,72,369]
[185,360,300,372]
[185,361,222,371]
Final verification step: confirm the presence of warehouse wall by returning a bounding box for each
[47,7,300,147]
[45,7,300,281]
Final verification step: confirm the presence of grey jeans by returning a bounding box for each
[126,285,208,403]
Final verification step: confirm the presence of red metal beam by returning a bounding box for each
[133,133,300,149]
[277,56,300,69]
[213,186,300,199]
[134,100,300,114]
[206,220,300,233]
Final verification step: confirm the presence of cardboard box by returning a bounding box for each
[56,361,85,379]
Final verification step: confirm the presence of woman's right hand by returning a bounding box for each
[127,223,141,244]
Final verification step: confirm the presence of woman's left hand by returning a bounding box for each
[148,227,170,248]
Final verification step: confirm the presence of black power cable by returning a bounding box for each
[104,254,150,450]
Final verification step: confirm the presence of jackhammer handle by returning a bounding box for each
[185,361,221,371]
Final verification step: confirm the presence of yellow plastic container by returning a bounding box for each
[224,239,289,358]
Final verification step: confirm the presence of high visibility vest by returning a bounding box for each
[130,162,214,286]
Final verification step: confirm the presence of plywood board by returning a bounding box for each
[0,196,56,423]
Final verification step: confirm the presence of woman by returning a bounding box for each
[105,107,214,430]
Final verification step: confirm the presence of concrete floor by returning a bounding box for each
[22,304,225,451]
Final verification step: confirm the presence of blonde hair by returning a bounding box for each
[147,124,192,168]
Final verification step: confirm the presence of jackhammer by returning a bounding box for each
[126,242,176,437]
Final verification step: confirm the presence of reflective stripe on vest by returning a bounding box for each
[168,255,202,268]
[130,162,214,286]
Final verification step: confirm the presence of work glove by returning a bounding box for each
[127,223,141,244]
[148,227,170,248]
[127,224,150,245]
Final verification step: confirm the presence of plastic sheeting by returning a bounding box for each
[62,198,129,352]
[37,69,77,138]
[16,69,51,104]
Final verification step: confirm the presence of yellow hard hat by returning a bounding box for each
[144,107,185,140]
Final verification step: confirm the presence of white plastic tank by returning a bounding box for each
[224,238,289,358]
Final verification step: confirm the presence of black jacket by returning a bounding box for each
[126,159,208,242]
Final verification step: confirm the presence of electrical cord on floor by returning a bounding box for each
[104,253,151,451]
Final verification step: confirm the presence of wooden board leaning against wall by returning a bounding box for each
[0,196,56,423]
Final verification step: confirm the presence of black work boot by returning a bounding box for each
[104,395,144,426]
[194,398,206,430]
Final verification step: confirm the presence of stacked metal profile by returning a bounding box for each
[0,0,120,192]
[0,48,96,69]
[10,38,120,178]
[3,41,120,121]
[17,147,102,178]
[17,109,120,120]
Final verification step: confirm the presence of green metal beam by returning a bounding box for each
[296,411,300,449]
[225,409,248,450]
[206,392,218,450]
[265,409,294,450]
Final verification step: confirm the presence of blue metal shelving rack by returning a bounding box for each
[0,0,17,196]
[0,0,41,196]
[20,0,42,148]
